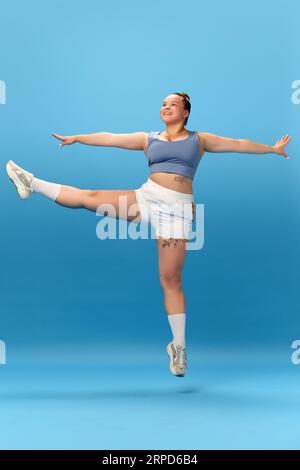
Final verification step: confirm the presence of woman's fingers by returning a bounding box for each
[51,133,70,147]
[51,133,64,141]
[274,135,291,159]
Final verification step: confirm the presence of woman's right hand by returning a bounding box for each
[51,133,77,147]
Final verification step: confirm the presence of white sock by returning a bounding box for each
[30,177,62,202]
[167,313,186,347]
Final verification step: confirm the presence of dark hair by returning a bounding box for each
[171,92,191,125]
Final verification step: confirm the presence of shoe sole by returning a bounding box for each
[167,343,185,377]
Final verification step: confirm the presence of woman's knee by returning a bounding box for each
[83,189,101,207]
[85,189,99,198]
[159,272,182,290]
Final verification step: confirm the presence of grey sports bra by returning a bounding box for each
[145,130,202,180]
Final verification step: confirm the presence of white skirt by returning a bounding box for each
[134,178,194,239]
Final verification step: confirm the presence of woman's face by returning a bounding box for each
[160,95,188,125]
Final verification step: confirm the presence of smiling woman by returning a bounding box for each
[161,92,191,126]
[5,90,292,379]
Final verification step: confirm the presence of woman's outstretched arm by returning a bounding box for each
[199,132,292,159]
[51,132,147,150]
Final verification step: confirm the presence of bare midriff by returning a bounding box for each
[149,172,193,195]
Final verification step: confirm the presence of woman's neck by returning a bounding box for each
[162,124,187,139]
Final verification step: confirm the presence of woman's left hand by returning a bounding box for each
[273,135,292,159]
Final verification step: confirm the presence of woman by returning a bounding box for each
[5,92,291,378]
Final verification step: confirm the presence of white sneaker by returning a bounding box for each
[6,160,34,199]
[167,341,187,377]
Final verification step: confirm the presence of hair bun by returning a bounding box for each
[182,93,190,101]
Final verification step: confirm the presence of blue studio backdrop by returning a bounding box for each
[0,0,299,450]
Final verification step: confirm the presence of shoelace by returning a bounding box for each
[16,171,32,191]
[176,345,186,367]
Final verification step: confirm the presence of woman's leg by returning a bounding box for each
[157,236,188,347]
[6,160,141,221]
[55,185,140,221]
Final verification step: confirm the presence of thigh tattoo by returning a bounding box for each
[162,238,186,248]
